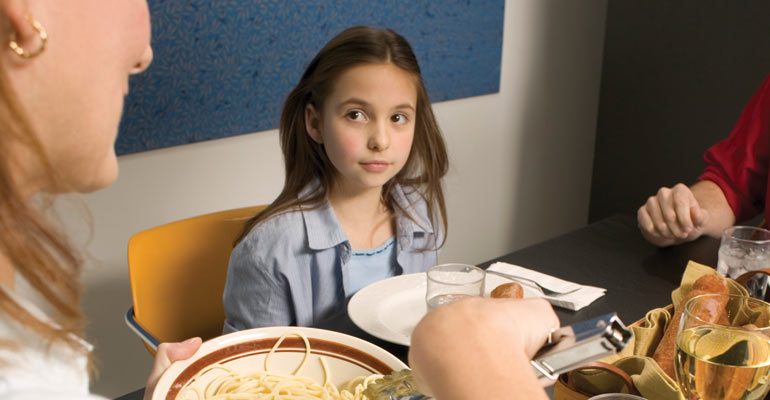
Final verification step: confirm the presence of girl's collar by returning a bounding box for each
[302,182,432,251]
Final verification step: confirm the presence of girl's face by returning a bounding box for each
[7,0,153,194]
[306,63,417,196]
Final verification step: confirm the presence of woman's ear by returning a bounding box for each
[305,104,323,144]
[1,0,38,53]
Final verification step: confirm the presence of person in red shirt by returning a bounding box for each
[638,74,770,246]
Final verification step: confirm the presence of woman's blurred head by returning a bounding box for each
[2,0,152,194]
[0,0,152,354]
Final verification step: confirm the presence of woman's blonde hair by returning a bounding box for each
[238,26,449,246]
[0,59,88,354]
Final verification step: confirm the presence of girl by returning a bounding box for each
[223,26,449,332]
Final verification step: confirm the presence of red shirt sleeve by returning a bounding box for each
[698,73,770,223]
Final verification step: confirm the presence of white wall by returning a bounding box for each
[73,0,607,396]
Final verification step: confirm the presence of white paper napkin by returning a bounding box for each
[487,262,606,311]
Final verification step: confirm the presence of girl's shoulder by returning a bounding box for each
[390,184,429,215]
[240,206,305,242]
[236,200,331,251]
[231,208,307,266]
[231,200,340,266]
[391,183,446,241]
[391,183,426,203]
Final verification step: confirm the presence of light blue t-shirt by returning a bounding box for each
[347,237,397,294]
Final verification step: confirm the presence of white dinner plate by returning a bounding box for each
[347,272,538,346]
[152,326,407,400]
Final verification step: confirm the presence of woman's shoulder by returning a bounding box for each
[0,287,93,397]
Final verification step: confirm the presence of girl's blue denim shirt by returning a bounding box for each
[223,183,441,333]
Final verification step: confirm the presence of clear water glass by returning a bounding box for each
[717,226,770,278]
[425,263,485,310]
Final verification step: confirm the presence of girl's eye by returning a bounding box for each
[391,113,409,124]
[346,110,366,121]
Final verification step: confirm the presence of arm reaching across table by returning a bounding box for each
[408,297,558,400]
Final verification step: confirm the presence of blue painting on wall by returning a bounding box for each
[117,0,505,155]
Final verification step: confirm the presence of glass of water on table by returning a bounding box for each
[718,226,770,298]
[426,263,485,310]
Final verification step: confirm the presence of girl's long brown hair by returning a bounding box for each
[238,26,448,246]
[0,59,88,354]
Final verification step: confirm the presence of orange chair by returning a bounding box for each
[125,205,266,355]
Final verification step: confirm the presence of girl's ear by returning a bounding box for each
[305,104,323,144]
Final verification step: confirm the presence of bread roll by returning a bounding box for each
[490,282,524,299]
[652,274,729,379]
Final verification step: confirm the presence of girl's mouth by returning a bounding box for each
[360,161,390,172]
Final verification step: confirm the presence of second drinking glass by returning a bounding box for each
[675,293,770,400]
[425,263,485,310]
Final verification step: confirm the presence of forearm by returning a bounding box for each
[691,180,736,238]
[424,350,548,400]
[409,298,555,400]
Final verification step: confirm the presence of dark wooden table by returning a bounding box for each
[115,214,720,399]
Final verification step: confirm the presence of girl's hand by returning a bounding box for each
[143,337,202,400]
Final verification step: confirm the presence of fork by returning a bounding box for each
[485,270,581,296]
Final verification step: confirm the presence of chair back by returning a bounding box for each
[127,205,265,353]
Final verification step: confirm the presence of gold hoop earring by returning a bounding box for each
[8,16,47,59]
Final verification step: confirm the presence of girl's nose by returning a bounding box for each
[130,45,154,75]
[368,122,390,151]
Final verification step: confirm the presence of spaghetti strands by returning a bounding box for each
[176,331,383,400]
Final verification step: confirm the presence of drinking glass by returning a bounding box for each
[675,293,770,400]
[717,226,770,278]
[425,263,485,310]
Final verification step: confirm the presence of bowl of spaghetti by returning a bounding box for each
[151,326,408,400]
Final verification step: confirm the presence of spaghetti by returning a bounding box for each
[175,331,383,400]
